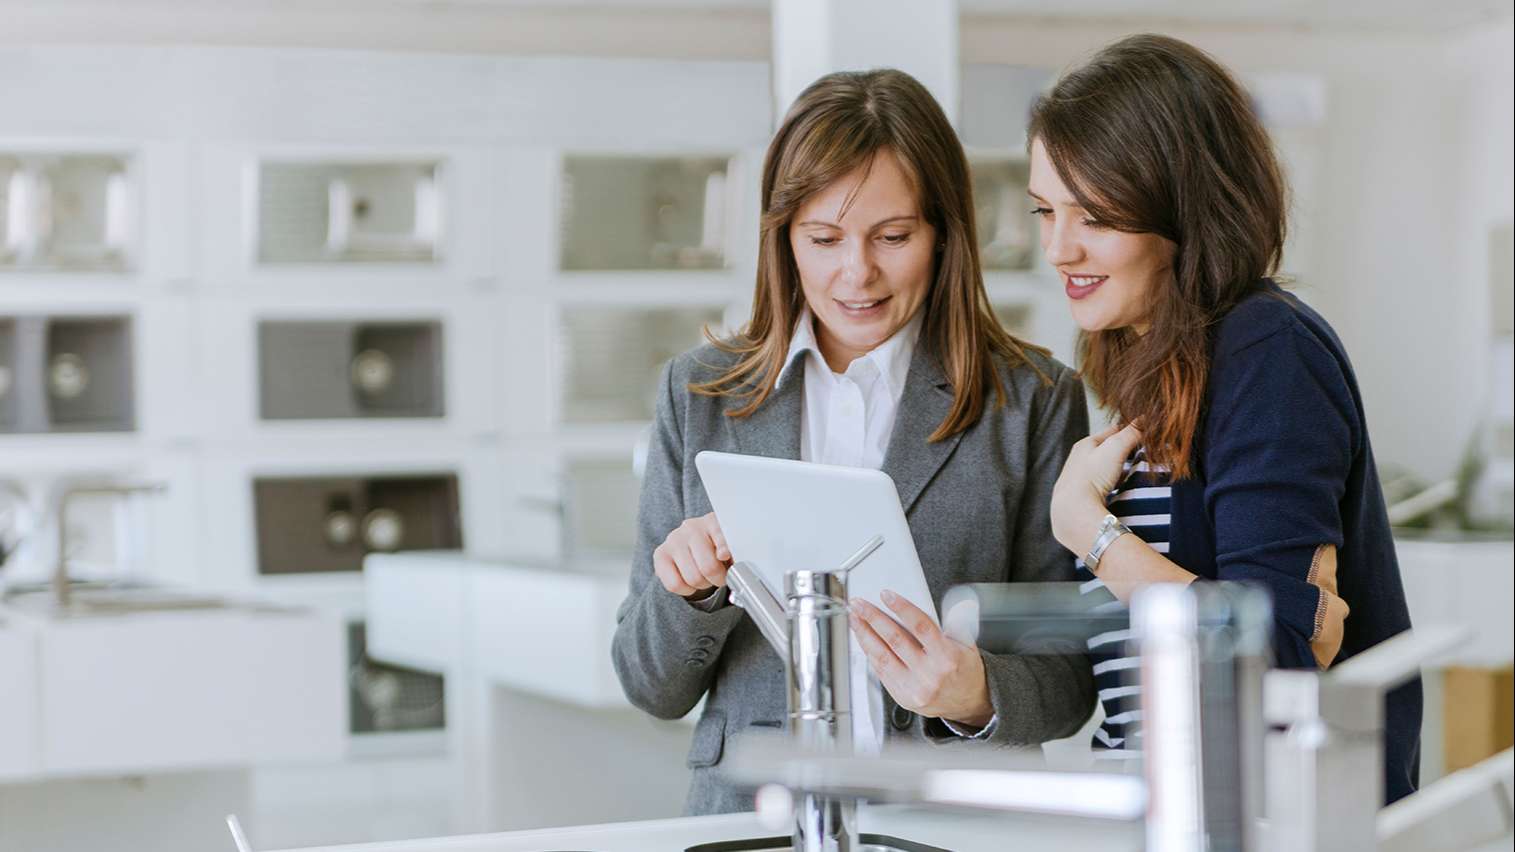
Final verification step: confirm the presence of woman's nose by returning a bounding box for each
[1042,220,1082,267]
[839,240,875,287]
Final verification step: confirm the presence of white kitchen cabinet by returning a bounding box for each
[0,621,40,779]
[23,606,347,776]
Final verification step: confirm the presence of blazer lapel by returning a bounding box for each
[730,360,804,461]
[882,349,962,514]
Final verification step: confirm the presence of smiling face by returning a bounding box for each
[789,147,937,372]
[1028,138,1176,334]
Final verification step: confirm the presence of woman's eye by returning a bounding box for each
[880,233,910,245]
[1030,207,1053,218]
[809,236,838,247]
[1081,217,1109,230]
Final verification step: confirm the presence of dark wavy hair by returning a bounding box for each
[1029,34,1288,478]
[693,68,1046,441]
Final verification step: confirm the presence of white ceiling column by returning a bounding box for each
[772,0,960,126]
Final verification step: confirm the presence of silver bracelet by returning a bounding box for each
[1085,513,1132,574]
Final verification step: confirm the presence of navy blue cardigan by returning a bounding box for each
[1167,281,1421,805]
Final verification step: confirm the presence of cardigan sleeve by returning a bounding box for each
[1202,322,1358,670]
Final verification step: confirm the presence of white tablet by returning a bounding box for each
[694,450,939,625]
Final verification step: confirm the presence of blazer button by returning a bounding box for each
[690,648,710,660]
[695,635,716,648]
[684,658,704,668]
[890,703,915,732]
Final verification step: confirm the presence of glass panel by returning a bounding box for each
[560,155,730,271]
[0,153,132,272]
[970,159,1037,272]
[562,457,640,557]
[257,161,441,264]
[559,305,726,423]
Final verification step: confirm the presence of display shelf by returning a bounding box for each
[194,299,499,440]
[44,315,134,431]
[259,319,446,420]
[195,144,495,288]
[556,303,727,424]
[346,620,446,736]
[0,150,135,273]
[193,444,507,595]
[968,156,1039,273]
[253,473,462,576]
[0,312,135,434]
[558,153,736,272]
[256,160,444,266]
[0,448,200,591]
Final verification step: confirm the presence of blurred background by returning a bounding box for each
[0,1,1510,850]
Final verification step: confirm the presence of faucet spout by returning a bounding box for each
[726,561,788,655]
[54,480,168,608]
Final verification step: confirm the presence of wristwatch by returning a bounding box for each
[1085,513,1132,574]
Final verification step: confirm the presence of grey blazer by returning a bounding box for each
[610,339,1096,816]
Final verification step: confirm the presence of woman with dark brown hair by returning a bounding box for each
[612,68,1096,815]
[1034,34,1420,803]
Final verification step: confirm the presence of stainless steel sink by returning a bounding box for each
[686,835,950,852]
[2,580,240,617]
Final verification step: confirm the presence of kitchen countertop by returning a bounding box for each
[267,804,1141,852]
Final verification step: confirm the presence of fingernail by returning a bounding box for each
[849,599,864,614]
[881,589,897,604]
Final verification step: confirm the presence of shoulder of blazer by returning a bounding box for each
[985,344,1078,412]
[667,340,748,393]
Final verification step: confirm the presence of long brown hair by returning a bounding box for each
[1028,34,1287,478]
[693,69,1046,442]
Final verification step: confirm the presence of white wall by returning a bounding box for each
[7,4,1509,478]
[0,2,770,60]
[963,17,1515,480]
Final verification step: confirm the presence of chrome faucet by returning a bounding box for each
[724,582,1498,852]
[725,534,884,852]
[54,481,167,608]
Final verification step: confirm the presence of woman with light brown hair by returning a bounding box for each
[611,68,1097,815]
[1035,34,1420,803]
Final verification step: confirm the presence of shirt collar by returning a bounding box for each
[776,306,921,398]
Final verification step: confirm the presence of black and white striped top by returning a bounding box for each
[1076,446,1172,758]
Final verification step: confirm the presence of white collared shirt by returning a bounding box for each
[698,308,994,745]
[777,308,997,747]
[778,306,920,472]
[776,308,920,754]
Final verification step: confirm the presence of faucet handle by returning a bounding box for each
[834,534,884,574]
